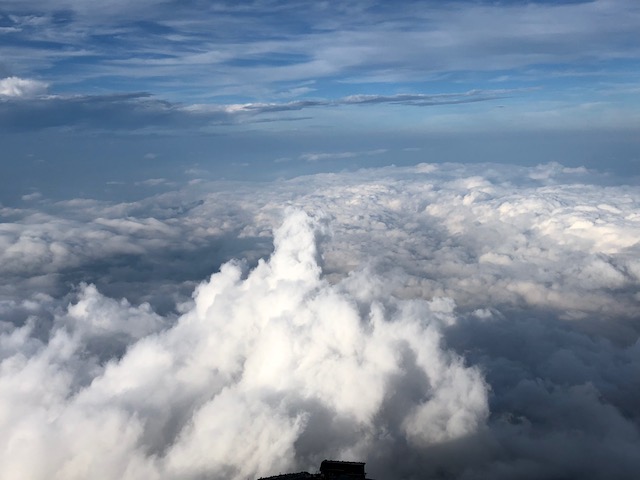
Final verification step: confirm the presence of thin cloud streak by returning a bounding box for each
[0,84,521,131]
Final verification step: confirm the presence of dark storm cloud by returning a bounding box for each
[1,163,639,479]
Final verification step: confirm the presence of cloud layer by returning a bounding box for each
[0,209,488,480]
[2,1,640,136]
[0,82,516,132]
[3,0,640,93]
[1,162,640,479]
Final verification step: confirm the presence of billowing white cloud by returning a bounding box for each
[0,209,488,479]
[1,162,640,479]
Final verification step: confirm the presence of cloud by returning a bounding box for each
[0,76,48,98]
[0,209,488,480]
[299,149,387,162]
[0,88,519,132]
[339,90,523,106]
[233,89,522,115]
[3,0,638,108]
[1,162,640,479]
[0,92,237,132]
[21,192,43,202]
[135,178,170,187]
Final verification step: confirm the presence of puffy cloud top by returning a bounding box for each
[1,163,640,479]
[0,209,488,480]
[0,76,48,98]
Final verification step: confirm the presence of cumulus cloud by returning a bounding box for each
[0,209,489,480]
[0,76,48,98]
[1,163,640,479]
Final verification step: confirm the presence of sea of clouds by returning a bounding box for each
[1,162,639,479]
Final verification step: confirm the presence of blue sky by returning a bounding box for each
[1,0,639,202]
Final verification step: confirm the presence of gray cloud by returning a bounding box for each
[0,91,229,132]
[237,89,521,113]
[0,86,521,132]
[1,162,640,479]
[0,86,518,132]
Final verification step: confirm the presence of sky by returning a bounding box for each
[1,0,640,203]
[1,1,640,480]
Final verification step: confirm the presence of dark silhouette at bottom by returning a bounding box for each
[258,460,371,480]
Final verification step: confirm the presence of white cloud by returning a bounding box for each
[0,76,48,98]
[0,209,488,479]
[21,192,42,202]
[300,149,387,162]
[135,178,169,187]
[1,162,640,478]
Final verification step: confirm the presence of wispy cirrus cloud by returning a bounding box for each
[235,88,524,112]
[1,1,639,101]
[0,0,638,149]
